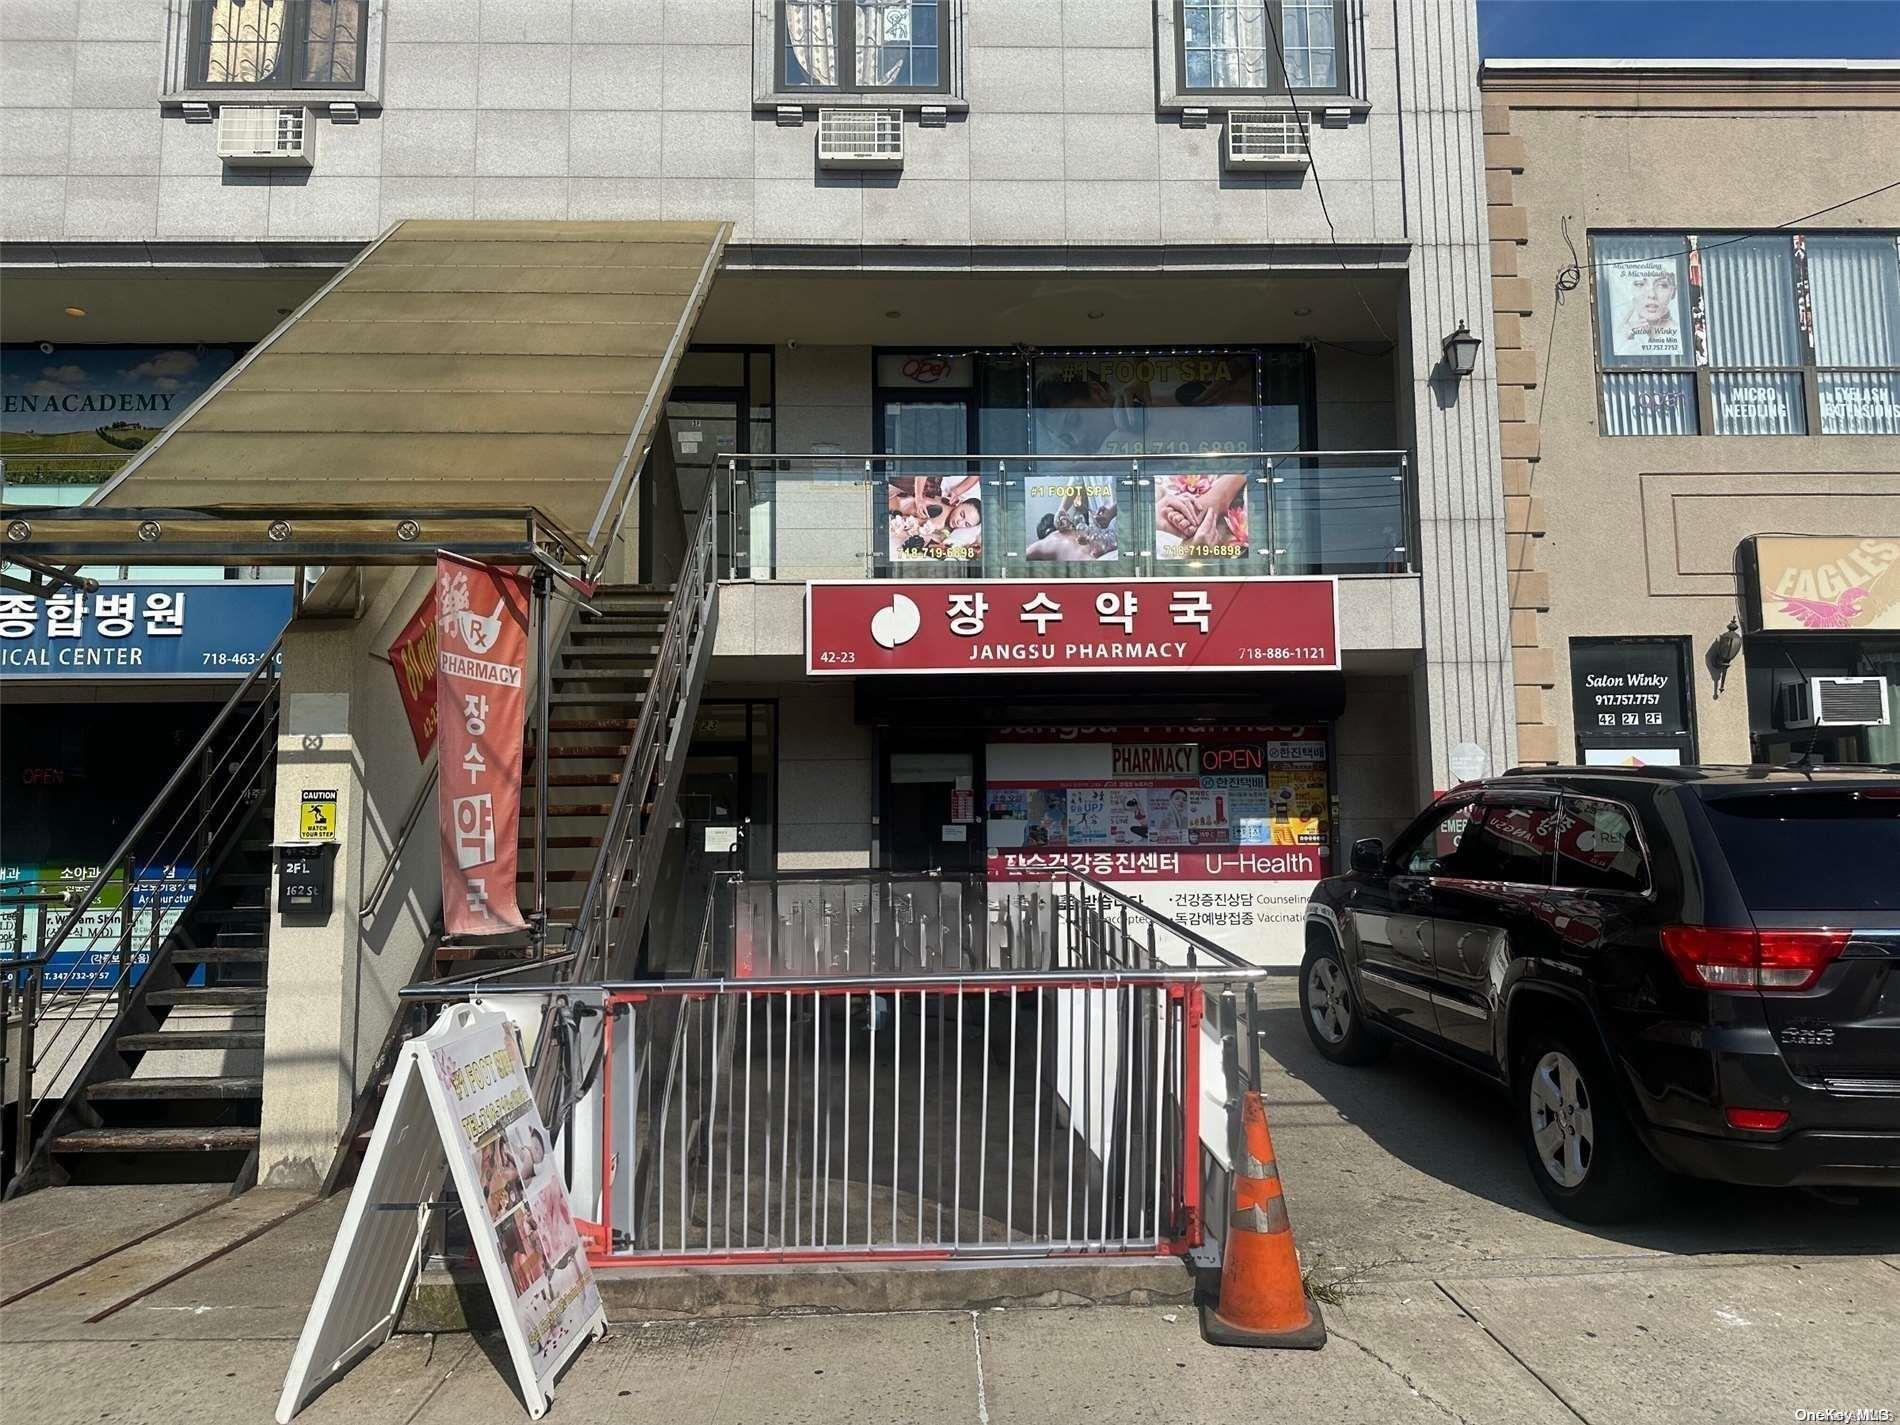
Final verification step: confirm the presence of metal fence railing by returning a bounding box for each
[402,869,1270,1268]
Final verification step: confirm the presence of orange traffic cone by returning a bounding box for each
[1199,1090,1327,1349]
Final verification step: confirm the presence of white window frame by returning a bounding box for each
[755,0,967,112]
[160,0,388,109]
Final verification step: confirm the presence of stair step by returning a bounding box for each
[542,772,624,787]
[527,744,631,760]
[544,718,640,733]
[194,906,269,924]
[51,1125,259,1155]
[519,802,615,818]
[550,694,648,707]
[563,649,660,662]
[119,1029,264,1052]
[87,1075,263,1101]
[524,834,606,849]
[570,624,667,638]
[173,944,269,964]
[144,987,268,1008]
[553,671,654,684]
[516,868,592,883]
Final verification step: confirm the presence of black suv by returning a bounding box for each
[1300,766,1900,1222]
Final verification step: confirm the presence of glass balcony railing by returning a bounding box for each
[710,450,1413,582]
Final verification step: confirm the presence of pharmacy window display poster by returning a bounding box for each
[984,726,1331,966]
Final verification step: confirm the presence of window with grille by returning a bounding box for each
[1593,231,1900,438]
[1176,0,1347,95]
[188,0,368,90]
[780,0,949,93]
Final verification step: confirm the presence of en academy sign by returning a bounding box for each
[804,576,1339,676]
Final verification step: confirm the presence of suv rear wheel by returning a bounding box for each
[1514,1028,1664,1223]
[1299,933,1388,1066]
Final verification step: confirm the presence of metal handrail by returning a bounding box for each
[25,631,283,969]
[563,476,720,981]
[404,964,1275,1001]
[358,758,438,924]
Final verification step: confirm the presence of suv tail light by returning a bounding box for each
[1659,926,1850,992]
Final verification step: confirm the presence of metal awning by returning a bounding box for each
[1,218,729,571]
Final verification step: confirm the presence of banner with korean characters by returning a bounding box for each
[0,581,293,680]
[805,576,1338,676]
[387,585,440,759]
[435,557,530,937]
[985,726,1331,966]
[0,862,198,991]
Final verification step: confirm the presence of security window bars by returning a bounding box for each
[1177,0,1346,94]
[781,0,948,92]
[1593,231,1900,437]
[189,0,367,89]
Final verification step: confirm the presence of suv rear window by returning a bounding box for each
[1701,789,1900,911]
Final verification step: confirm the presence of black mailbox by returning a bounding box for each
[276,841,337,918]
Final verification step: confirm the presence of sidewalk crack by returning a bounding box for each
[1325,1323,1479,1425]
[1435,1281,1594,1425]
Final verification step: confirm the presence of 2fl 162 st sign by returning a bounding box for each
[804,577,1339,676]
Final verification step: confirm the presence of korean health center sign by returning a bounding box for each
[804,576,1339,676]
[0,581,294,679]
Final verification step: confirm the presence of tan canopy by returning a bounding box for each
[78,218,728,562]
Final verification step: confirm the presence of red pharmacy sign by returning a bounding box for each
[435,556,531,937]
[804,577,1338,676]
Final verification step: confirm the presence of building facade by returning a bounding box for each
[1480,60,1900,769]
[4,0,1511,1183]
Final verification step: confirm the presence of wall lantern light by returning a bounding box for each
[1442,320,1482,377]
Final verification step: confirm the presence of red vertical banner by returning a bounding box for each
[436,557,532,937]
[387,586,440,759]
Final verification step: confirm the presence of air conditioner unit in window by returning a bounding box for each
[817,108,903,170]
[216,106,314,167]
[1224,109,1310,172]
[1780,676,1892,729]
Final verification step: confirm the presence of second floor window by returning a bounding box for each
[1179,0,1345,94]
[1593,230,1900,438]
[781,0,947,92]
[190,0,367,90]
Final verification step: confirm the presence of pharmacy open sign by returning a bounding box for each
[804,576,1339,676]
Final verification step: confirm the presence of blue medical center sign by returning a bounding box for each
[0,581,294,679]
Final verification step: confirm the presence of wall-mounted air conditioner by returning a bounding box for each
[1224,110,1310,172]
[818,108,903,170]
[217,106,314,167]
[1780,675,1892,729]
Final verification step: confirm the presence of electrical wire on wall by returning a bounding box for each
[1259,14,1394,348]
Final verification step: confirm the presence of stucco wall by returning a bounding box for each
[1482,71,1900,763]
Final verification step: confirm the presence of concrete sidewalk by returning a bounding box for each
[3,980,1896,1424]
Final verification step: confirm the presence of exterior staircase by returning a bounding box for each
[41,808,274,1183]
[4,642,282,1198]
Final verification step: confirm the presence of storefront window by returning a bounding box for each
[871,346,1338,579]
[984,726,1330,964]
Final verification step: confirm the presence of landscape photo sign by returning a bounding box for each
[436,557,530,936]
[1752,535,1900,632]
[0,343,242,482]
[277,1003,605,1421]
[805,576,1338,676]
[0,581,294,680]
